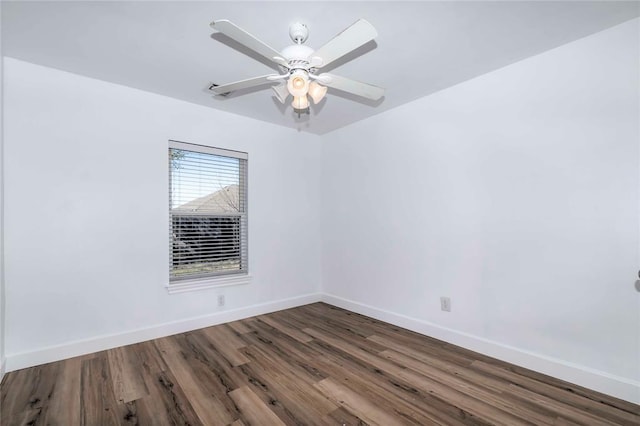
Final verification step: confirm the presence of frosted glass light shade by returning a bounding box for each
[292,95,309,110]
[287,70,309,97]
[272,84,289,104]
[308,81,328,104]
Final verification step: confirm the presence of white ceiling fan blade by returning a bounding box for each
[208,75,278,95]
[310,19,378,69]
[319,73,385,100]
[211,20,288,67]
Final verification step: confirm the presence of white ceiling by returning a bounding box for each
[2,1,639,134]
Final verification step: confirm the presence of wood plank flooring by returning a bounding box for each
[1,303,638,425]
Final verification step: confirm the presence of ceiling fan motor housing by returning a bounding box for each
[281,44,315,71]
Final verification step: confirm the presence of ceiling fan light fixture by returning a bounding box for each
[292,95,309,110]
[287,70,309,97]
[308,81,328,104]
[272,84,289,104]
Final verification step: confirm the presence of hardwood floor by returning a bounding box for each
[1,302,638,425]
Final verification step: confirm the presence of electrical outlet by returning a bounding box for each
[217,294,225,307]
[440,297,451,312]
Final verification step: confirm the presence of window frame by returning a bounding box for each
[167,140,250,294]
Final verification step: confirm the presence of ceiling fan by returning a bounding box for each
[208,19,385,111]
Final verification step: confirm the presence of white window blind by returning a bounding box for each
[169,141,248,282]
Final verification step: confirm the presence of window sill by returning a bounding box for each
[166,274,251,294]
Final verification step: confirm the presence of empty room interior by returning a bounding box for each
[1,1,639,425]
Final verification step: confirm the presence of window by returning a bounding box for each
[169,141,248,289]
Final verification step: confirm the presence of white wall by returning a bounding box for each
[3,58,322,368]
[0,1,6,382]
[322,19,640,402]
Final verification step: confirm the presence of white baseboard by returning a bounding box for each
[0,357,5,385]
[5,292,322,372]
[321,293,640,405]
